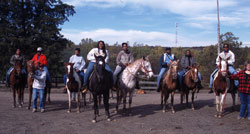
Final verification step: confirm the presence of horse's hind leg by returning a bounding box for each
[92,95,98,123]
[191,90,195,110]
[18,88,22,107]
[115,89,120,113]
[103,92,111,121]
[171,91,175,113]
[186,91,189,108]
[12,87,16,108]
[76,91,81,113]
[128,91,133,114]
[21,87,24,105]
[27,86,32,109]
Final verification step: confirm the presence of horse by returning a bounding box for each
[65,63,82,113]
[160,60,179,113]
[88,53,113,123]
[115,56,154,114]
[213,56,236,118]
[26,60,51,110]
[180,64,200,110]
[10,60,26,108]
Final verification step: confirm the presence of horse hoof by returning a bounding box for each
[172,111,175,114]
[192,108,195,110]
[77,111,81,113]
[26,107,30,110]
[162,110,166,113]
[92,120,96,123]
[114,110,118,113]
[67,110,71,113]
[13,105,16,108]
[18,105,22,108]
[218,115,222,119]
[214,114,218,118]
[107,118,111,122]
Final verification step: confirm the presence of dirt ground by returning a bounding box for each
[0,87,249,134]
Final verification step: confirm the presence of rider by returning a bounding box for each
[5,48,26,86]
[64,48,85,94]
[208,43,239,93]
[178,50,203,90]
[157,47,177,92]
[113,42,134,87]
[83,41,113,92]
[31,47,51,85]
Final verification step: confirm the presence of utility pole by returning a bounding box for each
[217,0,220,55]
[175,22,178,47]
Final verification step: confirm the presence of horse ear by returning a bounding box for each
[196,64,200,68]
[142,56,146,60]
[146,55,150,60]
[64,62,68,66]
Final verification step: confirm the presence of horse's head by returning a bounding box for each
[94,53,106,81]
[27,60,35,74]
[168,60,179,79]
[14,60,22,76]
[65,62,75,79]
[218,56,229,77]
[140,56,154,79]
[188,64,199,83]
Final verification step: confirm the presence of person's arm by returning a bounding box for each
[10,55,15,66]
[69,55,74,63]
[34,71,46,81]
[180,56,186,69]
[229,72,240,80]
[105,50,109,63]
[40,55,47,66]
[160,55,168,68]
[79,57,86,71]
[228,51,235,65]
[21,56,26,66]
[116,51,122,65]
[87,49,95,61]
[215,55,220,66]
[129,53,134,63]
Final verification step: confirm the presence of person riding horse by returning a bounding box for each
[5,48,26,87]
[83,41,113,92]
[178,50,203,90]
[113,42,134,87]
[157,47,177,92]
[64,48,86,96]
[208,43,239,93]
[31,47,51,85]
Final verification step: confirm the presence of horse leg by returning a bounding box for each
[180,91,183,104]
[115,89,120,113]
[191,90,195,110]
[186,91,189,108]
[47,87,51,104]
[12,86,16,108]
[67,90,72,113]
[89,92,92,102]
[18,87,22,107]
[160,91,163,108]
[98,95,102,106]
[103,92,111,121]
[231,93,236,111]
[219,92,228,118]
[123,91,127,112]
[215,95,220,118]
[128,91,133,114]
[27,86,32,110]
[171,91,175,113]
[92,95,98,123]
[21,87,24,105]
[163,92,169,113]
[83,93,87,107]
[76,91,81,113]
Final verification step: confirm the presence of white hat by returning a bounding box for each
[37,47,43,52]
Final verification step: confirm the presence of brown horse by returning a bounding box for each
[26,60,51,110]
[180,64,200,110]
[10,60,26,108]
[213,57,235,118]
[160,60,179,113]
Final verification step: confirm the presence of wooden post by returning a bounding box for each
[217,0,220,55]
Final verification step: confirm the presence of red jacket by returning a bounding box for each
[230,71,250,94]
[32,54,47,66]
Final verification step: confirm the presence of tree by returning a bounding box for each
[0,0,75,80]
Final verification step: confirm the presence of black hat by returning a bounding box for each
[165,47,171,50]
[75,48,81,52]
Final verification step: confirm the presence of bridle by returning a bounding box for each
[140,60,153,76]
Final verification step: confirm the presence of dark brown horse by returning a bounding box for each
[213,57,235,118]
[160,60,179,113]
[26,60,51,110]
[10,60,26,108]
[180,64,200,110]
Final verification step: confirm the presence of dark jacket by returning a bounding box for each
[10,54,25,66]
[180,55,196,70]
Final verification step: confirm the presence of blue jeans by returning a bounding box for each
[43,66,51,83]
[84,62,113,86]
[178,69,202,85]
[6,67,27,83]
[239,93,250,118]
[32,88,45,110]
[157,68,167,87]
[209,66,239,88]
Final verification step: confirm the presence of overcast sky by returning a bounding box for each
[61,0,250,47]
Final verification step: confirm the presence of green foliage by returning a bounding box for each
[0,0,75,80]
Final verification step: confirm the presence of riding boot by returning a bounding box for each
[208,88,213,94]
[81,85,88,93]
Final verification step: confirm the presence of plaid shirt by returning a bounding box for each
[230,71,250,94]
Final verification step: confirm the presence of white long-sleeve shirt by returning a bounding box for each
[216,50,235,66]
[69,55,86,71]
[87,48,109,63]
[32,70,46,89]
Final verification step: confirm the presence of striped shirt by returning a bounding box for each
[230,71,250,94]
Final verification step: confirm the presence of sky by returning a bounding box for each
[61,0,250,47]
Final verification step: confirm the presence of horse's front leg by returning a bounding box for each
[122,91,127,112]
[215,95,220,117]
[18,88,22,107]
[219,92,228,118]
[186,91,189,108]
[231,93,236,111]
[12,86,16,108]
[67,90,72,113]
[160,91,163,108]
[21,87,24,105]
[76,91,81,113]
[92,95,98,123]
[115,89,120,113]
[171,91,175,113]
[163,92,169,113]
[103,92,111,121]
[27,86,32,109]
[128,90,134,114]
[191,90,195,110]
